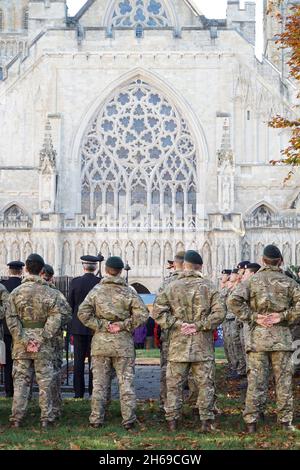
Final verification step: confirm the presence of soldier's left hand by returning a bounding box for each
[107,323,121,334]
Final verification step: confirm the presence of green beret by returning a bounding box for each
[263,245,282,260]
[184,250,203,265]
[26,253,45,266]
[106,256,124,270]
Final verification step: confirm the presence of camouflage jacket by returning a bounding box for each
[0,283,9,321]
[49,283,72,329]
[6,275,62,360]
[152,271,226,362]
[220,286,234,320]
[157,271,182,343]
[227,266,300,352]
[78,276,149,357]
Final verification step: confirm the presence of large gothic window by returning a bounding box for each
[110,1,169,28]
[80,79,198,228]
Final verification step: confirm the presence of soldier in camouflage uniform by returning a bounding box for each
[0,283,8,321]
[40,264,72,420]
[228,245,300,433]
[219,269,235,377]
[153,250,225,432]
[157,251,185,410]
[224,269,246,379]
[78,256,149,430]
[6,254,62,428]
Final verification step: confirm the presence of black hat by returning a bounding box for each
[81,255,102,264]
[222,269,232,275]
[263,245,282,260]
[106,256,124,270]
[7,261,24,269]
[174,251,185,261]
[237,261,250,270]
[184,250,203,265]
[26,253,45,266]
[231,269,239,274]
[41,264,54,276]
[246,263,261,272]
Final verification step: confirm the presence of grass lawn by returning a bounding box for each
[0,365,299,450]
[136,347,225,361]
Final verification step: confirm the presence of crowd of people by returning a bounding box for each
[0,245,300,434]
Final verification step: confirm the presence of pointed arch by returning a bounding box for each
[62,241,71,267]
[71,68,208,221]
[163,242,173,264]
[112,241,122,257]
[0,241,7,266]
[202,242,212,275]
[138,241,147,266]
[151,241,161,266]
[23,241,33,261]
[75,241,84,261]
[100,241,110,260]
[125,241,135,266]
[282,242,292,266]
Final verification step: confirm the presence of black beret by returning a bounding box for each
[263,245,282,260]
[184,250,203,265]
[246,263,261,272]
[106,256,124,270]
[237,261,250,269]
[167,259,174,264]
[7,261,24,269]
[231,269,239,274]
[222,269,232,275]
[26,253,45,266]
[174,251,185,261]
[42,264,54,276]
[81,255,101,264]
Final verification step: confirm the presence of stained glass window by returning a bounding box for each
[80,79,197,225]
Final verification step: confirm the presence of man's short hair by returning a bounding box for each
[83,263,97,272]
[105,266,123,276]
[9,268,23,276]
[26,259,44,275]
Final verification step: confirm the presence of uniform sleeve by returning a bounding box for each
[128,294,149,331]
[280,283,300,325]
[194,289,226,331]
[0,286,9,321]
[5,294,25,343]
[58,292,72,327]
[227,281,255,323]
[78,291,108,332]
[152,289,181,330]
[68,281,75,312]
[42,292,63,340]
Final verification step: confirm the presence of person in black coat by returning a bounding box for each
[0,260,24,397]
[68,255,102,398]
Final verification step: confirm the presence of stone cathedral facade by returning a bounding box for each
[0,0,299,292]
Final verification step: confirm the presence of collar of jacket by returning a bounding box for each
[101,276,127,286]
[21,275,47,285]
[177,270,204,279]
[258,265,282,273]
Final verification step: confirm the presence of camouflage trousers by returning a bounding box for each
[165,360,215,422]
[11,359,54,424]
[291,324,300,376]
[244,351,293,425]
[223,319,246,376]
[159,340,168,409]
[51,350,63,419]
[90,356,136,426]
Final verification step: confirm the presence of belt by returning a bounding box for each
[22,321,45,329]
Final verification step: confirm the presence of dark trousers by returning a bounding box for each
[73,334,93,397]
[4,334,13,397]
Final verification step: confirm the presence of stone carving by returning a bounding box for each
[110,0,169,28]
[39,120,57,213]
[217,118,234,213]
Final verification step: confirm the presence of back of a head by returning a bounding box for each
[184,250,203,271]
[41,264,54,281]
[105,256,124,277]
[26,253,45,276]
[262,245,282,266]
